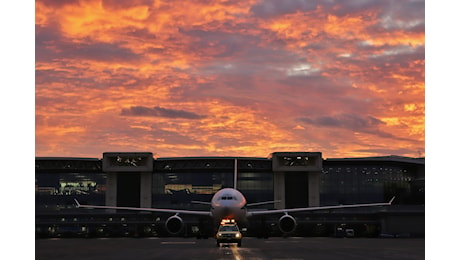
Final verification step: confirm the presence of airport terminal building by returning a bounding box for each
[35,152,424,238]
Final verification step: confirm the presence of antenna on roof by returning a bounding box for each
[234,158,238,189]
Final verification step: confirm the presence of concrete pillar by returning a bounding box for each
[271,152,323,209]
[140,172,152,208]
[274,171,285,209]
[106,172,117,207]
[102,152,154,208]
[308,172,320,207]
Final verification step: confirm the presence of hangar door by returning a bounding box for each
[285,173,309,208]
[117,173,141,207]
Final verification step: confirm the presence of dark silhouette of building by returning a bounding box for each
[35,152,424,238]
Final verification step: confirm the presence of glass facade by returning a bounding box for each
[237,171,273,205]
[35,156,424,212]
[150,158,274,208]
[152,171,233,209]
[35,172,106,211]
[35,158,106,211]
[150,170,274,208]
[320,161,424,205]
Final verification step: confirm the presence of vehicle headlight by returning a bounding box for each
[217,232,222,238]
[235,233,241,238]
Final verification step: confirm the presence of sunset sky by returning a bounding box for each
[35,0,425,159]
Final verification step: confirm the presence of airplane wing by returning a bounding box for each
[246,200,281,207]
[247,197,395,217]
[74,199,212,216]
[190,200,212,206]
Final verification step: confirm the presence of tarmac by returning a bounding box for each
[35,237,425,260]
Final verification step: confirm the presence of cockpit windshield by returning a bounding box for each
[219,196,236,200]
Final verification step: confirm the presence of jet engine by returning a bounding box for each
[165,215,184,235]
[278,214,297,234]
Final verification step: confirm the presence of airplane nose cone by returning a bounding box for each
[221,207,235,219]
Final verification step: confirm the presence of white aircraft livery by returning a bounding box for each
[75,188,394,235]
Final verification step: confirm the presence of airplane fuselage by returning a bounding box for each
[210,188,248,225]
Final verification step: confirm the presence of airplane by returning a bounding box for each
[74,188,394,236]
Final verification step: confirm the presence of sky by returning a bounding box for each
[34,0,425,159]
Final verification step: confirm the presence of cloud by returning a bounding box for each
[297,113,396,139]
[378,0,425,31]
[39,0,80,8]
[36,26,141,63]
[299,113,383,128]
[64,42,141,63]
[250,0,319,18]
[120,106,206,119]
[181,29,254,58]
